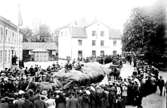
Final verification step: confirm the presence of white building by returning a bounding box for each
[23,42,57,62]
[57,21,122,59]
[0,16,23,69]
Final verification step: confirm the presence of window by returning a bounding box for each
[12,32,14,37]
[100,31,104,36]
[113,50,117,55]
[92,50,96,57]
[92,31,96,36]
[0,27,3,43]
[113,40,117,46]
[100,50,105,56]
[0,27,3,35]
[78,50,83,57]
[92,40,96,46]
[78,40,82,46]
[8,50,10,63]
[100,40,104,46]
[0,50,2,63]
[6,29,8,35]
[4,50,7,63]
[61,32,63,36]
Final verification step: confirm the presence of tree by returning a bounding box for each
[122,5,166,68]
[22,24,52,42]
[38,24,52,42]
[22,27,33,42]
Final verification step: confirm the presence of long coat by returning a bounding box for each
[56,95,66,108]
[82,95,90,108]
[0,102,9,108]
[68,97,78,108]
[22,99,33,108]
[15,99,25,108]
[33,99,47,108]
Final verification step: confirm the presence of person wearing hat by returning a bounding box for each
[108,86,117,108]
[33,95,47,108]
[55,93,66,108]
[44,93,56,108]
[67,93,79,108]
[0,97,9,108]
[8,97,15,108]
[22,93,33,108]
[15,93,25,108]
[157,76,165,96]
[82,91,90,108]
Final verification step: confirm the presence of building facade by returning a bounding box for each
[0,16,23,69]
[57,21,122,59]
[23,42,57,62]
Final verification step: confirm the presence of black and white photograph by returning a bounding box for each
[0,0,166,108]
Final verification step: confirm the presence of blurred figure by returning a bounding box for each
[165,81,167,96]
[157,76,164,96]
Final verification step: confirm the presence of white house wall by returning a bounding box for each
[0,24,23,69]
[86,23,113,56]
[58,28,72,59]
[58,22,122,59]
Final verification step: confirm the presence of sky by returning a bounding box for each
[0,0,160,32]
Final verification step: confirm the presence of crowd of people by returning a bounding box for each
[0,55,166,108]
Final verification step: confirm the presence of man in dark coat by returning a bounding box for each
[158,76,165,96]
[15,94,25,108]
[165,81,167,94]
[8,98,15,108]
[33,96,47,108]
[68,94,79,108]
[29,66,35,76]
[0,97,9,108]
[65,61,72,72]
[22,93,33,108]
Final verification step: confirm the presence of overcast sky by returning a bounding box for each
[0,0,160,32]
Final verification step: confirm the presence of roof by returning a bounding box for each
[57,20,122,39]
[109,29,122,39]
[85,20,110,29]
[0,16,23,34]
[71,27,87,38]
[0,16,17,28]
[23,42,57,50]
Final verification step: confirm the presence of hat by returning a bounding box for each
[1,98,5,102]
[55,90,61,93]
[79,90,83,93]
[18,90,25,94]
[4,77,8,81]
[1,73,5,76]
[41,90,47,95]
[104,90,109,94]
[85,90,91,95]
[8,98,14,101]
[90,86,95,92]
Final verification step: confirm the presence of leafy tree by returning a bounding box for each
[38,24,52,42]
[22,27,33,42]
[122,5,166,68]
[22,24,52,42]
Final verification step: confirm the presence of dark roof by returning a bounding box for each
[23,42,57,50]
[0,16,23,34]
[57,20,121,39]
[71,27,87,38]
[109,29,122,39]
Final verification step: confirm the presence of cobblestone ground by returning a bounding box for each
[126,71,167,108]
